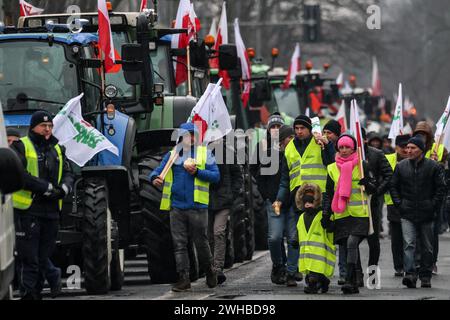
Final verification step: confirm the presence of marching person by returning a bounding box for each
[323,134,377,294]
[390,136,446,288]
[385,134,411,277]
[275,115,335,287]
[11,110,74,300]
[294,183,335,294]
[150,122,220,292]
[323,120,342,146]
[250,113,293,285]
[208,137,242,285]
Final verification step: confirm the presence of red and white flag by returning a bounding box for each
[139,0,147,12]
[209,17,217,38]
[371,56,382,96]
[171,0,201,86]
[335,100,347,133]
[98,0,116,73]
[350,99,366,160]
[336,71,344,88]
[19,0,44,17]
[234,18,251,108]
[282,43,301,89]
[210,2,230,89]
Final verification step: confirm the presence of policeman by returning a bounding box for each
[11,111,74,300]
[275,115,335,286]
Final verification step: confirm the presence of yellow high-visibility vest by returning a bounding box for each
[327,163,369,220]
[384,153,397,206]
[297,210,336,278]
[160,146,209,211]
[13,136,63,211]
[284,138,327,192]
[426,143,445,162]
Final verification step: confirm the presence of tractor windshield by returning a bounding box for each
[0,40,78,114]
[271,87,300,119]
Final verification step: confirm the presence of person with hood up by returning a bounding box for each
[322,134,378,294]
[294,183,335,294]
[150,122,220,292]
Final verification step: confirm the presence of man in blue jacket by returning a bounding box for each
[150,122,220,292]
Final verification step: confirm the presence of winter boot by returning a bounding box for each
[205,266,218,288]
[295,272,303,282]
[319,276,331,294]
[341,263,359,294]
[420,278,431,288]
[286,272,297,287]
[304,274,319,294]
[172,272,191,292]
[271,265,286,285]
[402,273,417,289]
[217,269,227,285]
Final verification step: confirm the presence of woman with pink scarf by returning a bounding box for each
[322,134,377,294]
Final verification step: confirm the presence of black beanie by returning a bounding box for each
[407,136,425,152]
[30,110,53,130]
[395,134,411,147]
[323,120,341,136]
[6,127,21,138]
[293,115,312,132]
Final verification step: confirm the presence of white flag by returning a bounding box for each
[53,94,118,166]
[388,83,404,139]
[189,79,232,144]
[434,96,450,143]
[53,93,82,144]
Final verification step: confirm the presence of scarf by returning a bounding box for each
[331,152,359,213]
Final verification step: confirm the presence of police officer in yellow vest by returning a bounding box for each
[294,183,335,294]
[275,115,335,286]
[323,134,377,294]
[11,111,73,300]
[385,134,410,277]
[150,123,220,292]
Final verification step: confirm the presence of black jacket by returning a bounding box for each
[209,144,242,211]
[322,161,377,244]
[11,131,74,219]
[365,145,392,196]
[390,157,446,223]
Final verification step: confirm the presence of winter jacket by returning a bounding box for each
[390,156,446,224]
[150,146,220,210]
[11,131,74,219]
[277,135,336,206]
[250,134,283,203]
[365,145,392,196]
[322,161,377,244]
[209,144,242,211]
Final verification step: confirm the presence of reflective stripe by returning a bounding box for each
[348,201,366,206]
[291,161,301,169]
[299,241,335,255]
[301,164,326,170]
[301,175,327,181]
[194,185,209,193]
[299,253,335,267]
[162,194,169,199]
[290,171,300,180]
[163,182,172,188]
[352,188,361,194]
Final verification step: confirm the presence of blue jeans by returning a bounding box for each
[266,200,288,267]
[401,218,434,279]
[287,206,300,274]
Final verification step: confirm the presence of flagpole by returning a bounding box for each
[187,44,192,96]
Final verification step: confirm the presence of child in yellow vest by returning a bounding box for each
[295,183,335,294]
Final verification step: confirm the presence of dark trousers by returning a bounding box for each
[389,221,404,271]
[208,209,230,271]
[367,196,382,266]
[170,208,213,274]
[14,213,59,298]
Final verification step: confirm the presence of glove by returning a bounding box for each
[43,183,54,197]
[46,186,65,200]
[358,177,370,187]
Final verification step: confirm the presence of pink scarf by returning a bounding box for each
[332,152,359,213]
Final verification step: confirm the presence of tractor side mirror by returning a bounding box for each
[218,44,238,70]
[250,79,272,106]
[121,44,144,85]
[189,40,208,69]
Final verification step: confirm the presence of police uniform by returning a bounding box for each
[11,111,73,300]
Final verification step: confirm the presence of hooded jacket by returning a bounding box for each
[413,121,434,154]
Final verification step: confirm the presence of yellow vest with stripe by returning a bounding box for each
[384,153,397,205]
[327,163,369,220]
[160,146,209,211]
[426,143,445,162]
[12,136,63,211]
[297,211,336,277]
[284,138,327,192]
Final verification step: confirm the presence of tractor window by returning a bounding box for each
[0,41,78,114]
[271,87,300,119]
[151,44,172,94]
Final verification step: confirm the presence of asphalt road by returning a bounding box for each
[42,231,450,300]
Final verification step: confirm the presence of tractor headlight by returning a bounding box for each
[105,85,118,99]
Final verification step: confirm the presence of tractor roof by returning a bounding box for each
[0,32,98,45]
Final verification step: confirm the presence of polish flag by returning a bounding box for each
[335,100,347,133]
[139,0,147,12]
[234,18,251,108]
[282,43,301,89]
[19,0,44,17]
[336,71,344,88]
[310,91,322,114]
[171,0,201,86]
[98,0,116,73]
[210,2,230,89]
[209,18,217,38]
[371,56,382,96]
